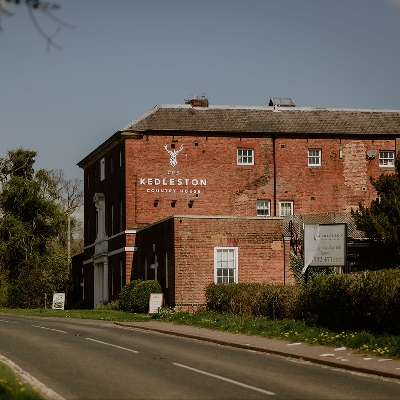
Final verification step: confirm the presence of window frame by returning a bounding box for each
[100,158,105,181]
[214,247,238,284]
[308,148,322,167]
[110,204,114,236]
[256,200,271,216]
[237,148,254,165]
[279,201,294,216]
[119,199,123,232]
[379,150,395,167]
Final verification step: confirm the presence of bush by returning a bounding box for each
[0,269,9,307]
[119,280,162,313]
[205,269,400,335]
[205,282,300,319]
[95,300,119,310]
[7,267,55,308]
[297,269,400,334]
[118,280,142,311]
[290,253,334,284]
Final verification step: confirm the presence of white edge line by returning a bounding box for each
[0,354,65,400]
[86,338,138,353]
[172,362,275,396]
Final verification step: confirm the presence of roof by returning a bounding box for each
[121,104,400,135]
[78,104,400,168]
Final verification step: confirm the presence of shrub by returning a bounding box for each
[297,269,400,334]
[205,282,300,319]
[205,269,400,335]
[95,300,119,310]
[296,273,354,330]
[118,280,142,311]
[119,280,162,313]
[131,280,162,313]
[0,269,8,307]
[290,253,334,284]
[7,267,54,309]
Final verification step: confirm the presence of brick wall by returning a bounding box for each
[133,216,293,306]
[84,133,396,249]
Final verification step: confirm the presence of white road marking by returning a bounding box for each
[0,353,65,400]
[86,338,139,353]
[172,362,276,396]
[31,325,67,334]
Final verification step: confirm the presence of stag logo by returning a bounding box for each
[164,144,184,167]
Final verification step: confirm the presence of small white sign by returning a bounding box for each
[148,293,164,314]
[52,293,65,310]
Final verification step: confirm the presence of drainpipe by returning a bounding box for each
[273,135,277,216]
[282,234,286,285]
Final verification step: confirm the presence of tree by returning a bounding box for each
[0,0,72,50]
[47,169,83,268]
[0,148,81,307]
[352,153,400,269]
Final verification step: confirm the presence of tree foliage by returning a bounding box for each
[352,153,400,268]
[0,148,82,307]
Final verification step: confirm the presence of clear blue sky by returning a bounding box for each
[1,0,400,181]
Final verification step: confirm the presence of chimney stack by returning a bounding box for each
[185,95,209,108]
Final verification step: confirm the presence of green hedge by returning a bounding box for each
[297,269,400,334]
[119,280,162,313]
[205,269,400,334]
[205,283,300,320]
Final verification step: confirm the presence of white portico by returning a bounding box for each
[93,193,109,306]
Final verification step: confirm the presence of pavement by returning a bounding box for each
[114,320,400,381]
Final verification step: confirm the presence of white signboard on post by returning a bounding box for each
[52,293,65,310]
[148,293,164,314]
[303,224,347,274]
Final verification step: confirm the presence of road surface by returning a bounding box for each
[1,314,399,399]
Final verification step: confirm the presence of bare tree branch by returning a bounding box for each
[0,0,74,50]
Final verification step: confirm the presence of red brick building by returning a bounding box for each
[77,99,400,307]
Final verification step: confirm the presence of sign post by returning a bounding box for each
[303,224,347,282]
[52,293,66,310]
[148,293,164,314]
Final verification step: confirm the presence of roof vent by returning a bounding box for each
[269,97,296,107]
[185,94,209,108]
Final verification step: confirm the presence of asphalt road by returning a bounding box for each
[1,314,400,399]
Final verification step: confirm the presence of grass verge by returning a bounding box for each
[156,311,400,360]
[0,307,153,322]
[0,361,43,400]
[1,307,400,359]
